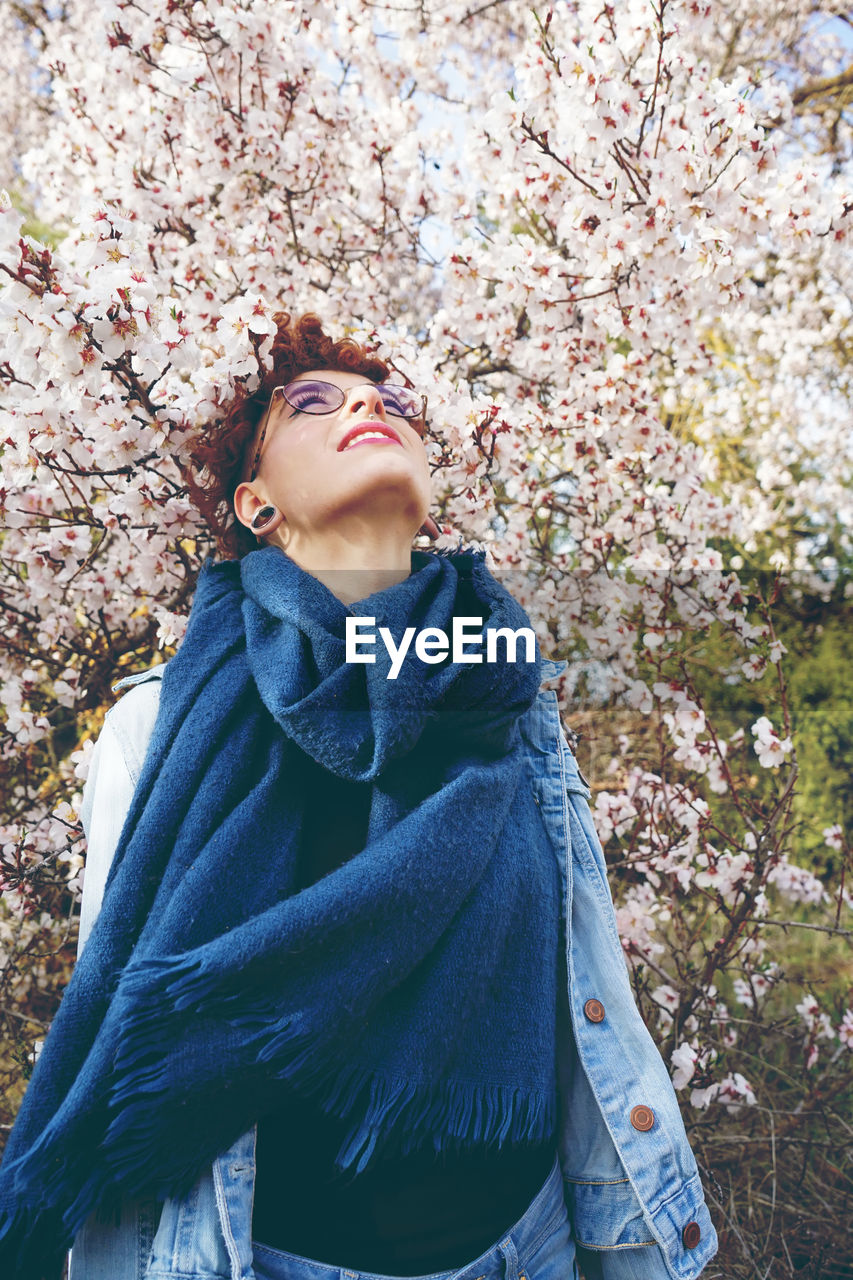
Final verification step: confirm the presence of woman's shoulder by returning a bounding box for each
[110,661,167,697]
[104,662,166,783]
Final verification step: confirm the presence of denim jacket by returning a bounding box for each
[66,658,717,1280]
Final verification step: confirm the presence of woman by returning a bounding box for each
[0,314,717,1280]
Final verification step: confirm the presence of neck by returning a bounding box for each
[271,526,416,606]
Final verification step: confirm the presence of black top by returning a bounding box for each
[251,758,557,1273]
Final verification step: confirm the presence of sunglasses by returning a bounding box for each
[248,379,429,483]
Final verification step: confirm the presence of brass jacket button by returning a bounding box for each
[630,1104,655,1131]
[583,998,605,1023]
[682,1221,701,1249]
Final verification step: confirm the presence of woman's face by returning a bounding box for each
[234,368,433,552]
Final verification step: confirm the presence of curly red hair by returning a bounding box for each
[182,311,393,559]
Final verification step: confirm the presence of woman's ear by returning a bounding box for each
[418,515,440,540]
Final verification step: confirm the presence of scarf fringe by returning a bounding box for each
[0,1127,121,1276]
[103,950,555,1182]
[327,1064,555,1175]
[0,1199,63,1277]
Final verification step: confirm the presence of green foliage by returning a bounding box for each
[6,183,66,250]
[784,602,853,874]
[653,566,853,875]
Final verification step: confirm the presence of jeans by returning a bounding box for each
[251,1151,578,1280]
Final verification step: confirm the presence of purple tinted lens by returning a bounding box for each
[379,385,421,417]
[283,380,344,413]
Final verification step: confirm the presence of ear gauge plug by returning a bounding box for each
[251,505,284,536]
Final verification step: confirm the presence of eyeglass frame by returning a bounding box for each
[247,378,429,484]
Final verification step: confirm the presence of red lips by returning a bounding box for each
[337,420,403,452]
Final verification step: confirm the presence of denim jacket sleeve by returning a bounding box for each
[68,668,165,1280]
[77,667,165,956]
[555,734,716,1279]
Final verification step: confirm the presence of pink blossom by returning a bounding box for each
[751,716,794,768]
[838,1010,853,1050]
[671,1041,698,1089]
[717,1072,757,1114]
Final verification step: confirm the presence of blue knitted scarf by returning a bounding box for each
[0,544,561,1278]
